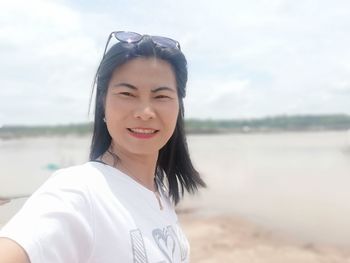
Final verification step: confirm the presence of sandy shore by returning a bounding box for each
[178,213,350,263]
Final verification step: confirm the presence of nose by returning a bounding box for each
[133,102,156,120]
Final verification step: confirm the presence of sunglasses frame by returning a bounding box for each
[102,31,181,59]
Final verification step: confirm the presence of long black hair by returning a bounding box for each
[90,36,206,205]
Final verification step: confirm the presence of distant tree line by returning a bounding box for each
[0,123,93,139]
[1,114,350,139]
[186,114,350,133]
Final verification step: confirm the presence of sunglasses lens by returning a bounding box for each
[115,31,142,43]
[111,31,180,49]
[151,36,180,49]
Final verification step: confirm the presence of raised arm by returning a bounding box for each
[0,199,10,206]
[0,238,30,263]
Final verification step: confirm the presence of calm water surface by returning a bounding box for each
[1,131,350,246]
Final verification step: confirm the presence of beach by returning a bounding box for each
[178,212,350,263]
[1,131,350,261]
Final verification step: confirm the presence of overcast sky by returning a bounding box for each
[1,0,350,125]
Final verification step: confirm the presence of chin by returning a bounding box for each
[125,143,163,155]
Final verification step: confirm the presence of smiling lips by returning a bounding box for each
[127,128,159,139]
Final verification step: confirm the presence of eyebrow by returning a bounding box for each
[151,87,176,93]
[112,83,137,90]
[112,83,176,93]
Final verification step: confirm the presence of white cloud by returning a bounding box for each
[0,0,100,125]
[185,78,257,119]
[331,81,350,94]
[1,0,350,125]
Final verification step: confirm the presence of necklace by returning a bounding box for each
[101,150,164,210]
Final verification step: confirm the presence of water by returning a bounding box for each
[1,131,350,247]
[183,131,350,247]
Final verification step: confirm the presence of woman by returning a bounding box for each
[0,31,206,263]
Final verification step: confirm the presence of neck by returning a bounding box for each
[101,146,158,192]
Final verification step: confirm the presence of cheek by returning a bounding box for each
[104,96,129,119]
[161,102,179,128]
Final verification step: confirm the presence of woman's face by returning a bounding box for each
[104,57,179,157]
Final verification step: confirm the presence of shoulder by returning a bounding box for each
[27,162,106,206]
[42,162,104,189]
[51,162,100,180]
[0,163,98,263]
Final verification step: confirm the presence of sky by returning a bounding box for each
[1,0,350,125]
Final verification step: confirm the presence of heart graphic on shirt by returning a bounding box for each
[152,227,176,263]
[168,224,188,261]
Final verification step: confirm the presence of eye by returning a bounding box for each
[119,92,135,97]
[155,95,172,99]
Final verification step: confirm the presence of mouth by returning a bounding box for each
[127,128,159,134]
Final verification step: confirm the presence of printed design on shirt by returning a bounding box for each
[130,229,149,263]
[152,224,189,263]
[152,227,176,262]
[168,224,189,261]
[130,223,188,263]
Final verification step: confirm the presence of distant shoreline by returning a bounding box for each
[1,114,350,139]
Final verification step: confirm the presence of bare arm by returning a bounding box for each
[0,199,10,206]
[0,238,30,263]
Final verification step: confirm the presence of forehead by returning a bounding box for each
[109,57,176,87]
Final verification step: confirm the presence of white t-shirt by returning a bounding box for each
[0,162,190,263]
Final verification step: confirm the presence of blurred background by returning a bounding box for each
[1,0,350,262]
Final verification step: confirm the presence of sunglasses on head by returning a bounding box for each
[102,31,181,58]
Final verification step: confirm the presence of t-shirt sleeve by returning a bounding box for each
[0,168,94,263]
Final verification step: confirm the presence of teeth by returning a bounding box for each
[130,128,157,134]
